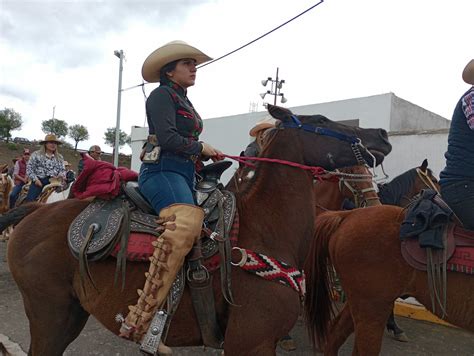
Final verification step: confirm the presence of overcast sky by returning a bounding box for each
[1,0,472,154]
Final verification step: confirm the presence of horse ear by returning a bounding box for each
[420,158,428,172]
[267,104,293,121]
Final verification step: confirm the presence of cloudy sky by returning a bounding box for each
[1,0,472,154]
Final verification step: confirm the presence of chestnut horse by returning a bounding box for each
[0,172,13,214]
[2,105,391,356]
[304,204,473,355]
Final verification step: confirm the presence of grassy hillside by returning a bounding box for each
[0,142,132,173]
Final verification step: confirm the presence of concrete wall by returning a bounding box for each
[390,95,450,132]
[382,129,448,180]
[130,93,451,184]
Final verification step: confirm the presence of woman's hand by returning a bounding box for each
[34,179,43,188]
[201,142,224,161]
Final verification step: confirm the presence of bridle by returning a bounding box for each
[399,168,440,207]
[337,167,380,208]
[416,167,440,193]
[282,115,379,173]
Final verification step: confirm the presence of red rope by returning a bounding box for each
[217,154,339,182]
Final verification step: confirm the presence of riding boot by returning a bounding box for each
[120,203,204,344]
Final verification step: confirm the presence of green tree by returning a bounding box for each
[104,127,130,148]
[0,108,23,142]
[41,118,68,138]
[68,124,89,151]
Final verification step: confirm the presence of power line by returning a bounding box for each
[135,0,324,99]
[198,0,324,69]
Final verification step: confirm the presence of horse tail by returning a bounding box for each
[0,203,42,232]
[304,210,346,350]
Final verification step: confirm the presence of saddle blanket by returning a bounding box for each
[111,233,155,262]
[447,247,474,274]
[110,212,239,272]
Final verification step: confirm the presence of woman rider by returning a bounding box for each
[122,40,222,347]
[25,134,65,202]
[440,59,474,230]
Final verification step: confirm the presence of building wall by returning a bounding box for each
[382,130,448,180]
[390,95,450,132]
[130,93,451,184]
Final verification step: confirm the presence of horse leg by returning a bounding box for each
[386,306,408,342]
[350,301,393,356]
[324,303,354,356]
[23,293,89,356]
[223,274,300,356]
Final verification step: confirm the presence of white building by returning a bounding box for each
[130,92,451,184]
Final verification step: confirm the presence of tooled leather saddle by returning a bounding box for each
[400,190,474,273]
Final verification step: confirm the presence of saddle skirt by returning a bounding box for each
[401,223,474,274]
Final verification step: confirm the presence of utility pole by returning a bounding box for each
[113,50,124,167]
[260,67,287,106]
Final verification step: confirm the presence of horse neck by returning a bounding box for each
[378,169,416,206]
[314,180,344,212]
[236,146,315,268]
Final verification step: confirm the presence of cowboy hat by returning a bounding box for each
[249,116,277,137]
[462,59,474,85]
[142,40,212,83]
[39,134,62,145]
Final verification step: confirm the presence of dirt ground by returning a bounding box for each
[1,240,473,355]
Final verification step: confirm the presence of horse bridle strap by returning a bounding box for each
[231,247,305,297]
[416,168,440,193]
[282,115,361,145]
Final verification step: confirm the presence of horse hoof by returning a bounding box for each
[278,337,297,351]
[393,331,409,343]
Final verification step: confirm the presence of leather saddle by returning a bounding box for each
[67,160,235,264]
[401,222,474,271]
[68,198,161,262]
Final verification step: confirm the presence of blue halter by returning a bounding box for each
[281,115,361,145]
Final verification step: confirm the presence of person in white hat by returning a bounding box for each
[25,134,66,202]
[122,40,222,348]
[64,161,76,184]
[244,116,277,157]
[439,59,474,230]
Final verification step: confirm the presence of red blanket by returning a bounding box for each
[72,154,138,199]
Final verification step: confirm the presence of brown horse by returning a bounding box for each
[304,204,473,355]
[314,159,441,342]
[2,105,392,356]
[0,172,13,214]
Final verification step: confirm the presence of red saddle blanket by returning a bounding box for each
[110,212,240,273]
[401,223,474,275]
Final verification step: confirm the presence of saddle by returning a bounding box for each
[401,223,474,271]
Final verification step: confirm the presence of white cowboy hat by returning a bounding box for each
[462,59,474,85]
[249,116,277,137]
[141,40,212,83]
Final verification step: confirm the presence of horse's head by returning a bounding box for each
[410,158,440,197]
[267,105,392,169]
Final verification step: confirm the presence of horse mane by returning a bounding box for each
[377,168,418,205]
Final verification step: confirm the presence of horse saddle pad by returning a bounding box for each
[68,198,160,261]
[401,223,474,271]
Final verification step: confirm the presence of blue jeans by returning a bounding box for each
[9,182,24,208]
[138,153,196,214]
[25,177,51,202]
[440,180,474,230]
